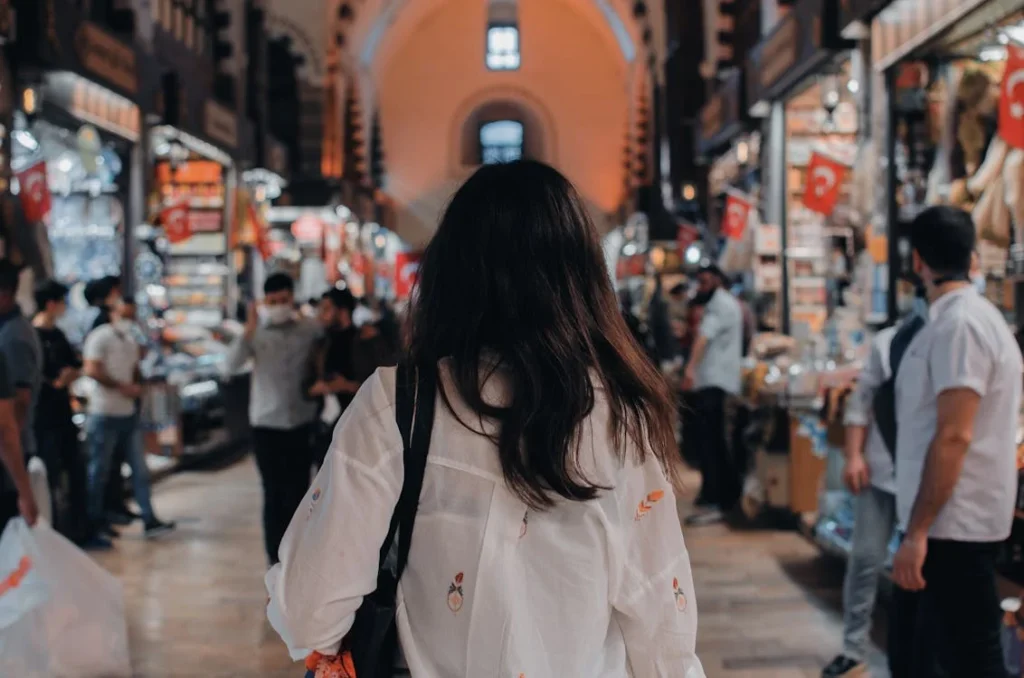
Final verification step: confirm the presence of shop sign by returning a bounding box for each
[999,46,1024,150]
[802,152,849,216]
[204,101,238,150]
[15,162,51,223]
[746,0,852,107]
[188,211,223,234]
[156,161,223,186]
[161,202,191,245]
[699,70,745,155]
[722,191,753,241]
[75,22,137,95]
[759,16,799,92]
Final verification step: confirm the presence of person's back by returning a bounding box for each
[267,161,704,676]
[695,286,742,395]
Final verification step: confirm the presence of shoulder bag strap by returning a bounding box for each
[376,362,437,579]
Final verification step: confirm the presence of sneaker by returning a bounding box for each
[144,519,176,539]
[822,655,866,677]
[81,535,114,551]
[684,507,725,527]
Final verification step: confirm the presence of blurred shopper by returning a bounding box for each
[309,288,394,467]
[822,292,925,678]
[84,274,137,525]
[0,263,38,533]
[268,161,704,676]
[0,261,42,519]
[889,206,1021,678]
[683,262,743,526]
[83,294,175,541]
[225,273,321,566]
[33,279,93,544]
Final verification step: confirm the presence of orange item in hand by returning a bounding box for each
[305,652,357,678]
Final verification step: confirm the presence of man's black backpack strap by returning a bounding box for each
[872,314,925,458]
[344,362,437,678]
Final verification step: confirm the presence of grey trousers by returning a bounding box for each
[843,485,896,662]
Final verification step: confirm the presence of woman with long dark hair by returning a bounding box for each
[267,161,704,676]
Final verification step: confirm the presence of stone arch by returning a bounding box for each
[449,87,557,175]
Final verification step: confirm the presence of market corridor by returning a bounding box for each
[97,461,888,677]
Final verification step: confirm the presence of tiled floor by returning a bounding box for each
[96,459,888,677]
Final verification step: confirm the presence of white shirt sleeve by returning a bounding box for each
[266,370,404,660]
[844,328,893,428]
[610,455,705,677]
[929,320,991,398]
[82,327,106,362]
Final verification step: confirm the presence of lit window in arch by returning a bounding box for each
[480,120,524,164]
[486,25,520,71]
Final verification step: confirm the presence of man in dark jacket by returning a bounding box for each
[308,289,395,465]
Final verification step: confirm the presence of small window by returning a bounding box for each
[486,25,520,71]
[480,120,524,164]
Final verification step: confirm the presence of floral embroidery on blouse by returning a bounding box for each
[447,572,465,613]
[673,577,687,612]
[306,488,322,520]
[519,511,529,539]
[634,489,666,521]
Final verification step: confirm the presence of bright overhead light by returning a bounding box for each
[685,245,702,265]
[847,79,860,94]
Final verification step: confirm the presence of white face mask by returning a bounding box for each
[972,273,986,295]
[261,304,294,326]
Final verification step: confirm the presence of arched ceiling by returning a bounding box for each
[334,0,649,73]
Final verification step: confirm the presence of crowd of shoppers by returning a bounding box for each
[225,273,395,566]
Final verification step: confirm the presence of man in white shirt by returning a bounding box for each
[890,206,1022,677]
[683,262,743,526]
[83,295,175,540]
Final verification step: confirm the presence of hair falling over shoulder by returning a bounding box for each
[405,160,680,510]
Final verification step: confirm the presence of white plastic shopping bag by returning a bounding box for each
[0,519,132,677]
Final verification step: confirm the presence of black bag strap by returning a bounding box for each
[889,314,925,380]
[377,362,437,587]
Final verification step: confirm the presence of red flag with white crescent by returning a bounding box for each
[394,251,422,299]
[161,202,191,244]
[721,192,752,241]
[802,152,848,216]
[16,162,51,223]
[1000,46,1024,150]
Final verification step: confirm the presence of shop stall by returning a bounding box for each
[9,17,142,345]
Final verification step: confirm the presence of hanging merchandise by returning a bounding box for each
[722,190,753,240]
[999,45,1024,150]
[802,152,849,216]
[250,202,271,260]
[161,201,191,244]
[15,162,51,223]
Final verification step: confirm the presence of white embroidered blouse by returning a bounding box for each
[266,366,705,677]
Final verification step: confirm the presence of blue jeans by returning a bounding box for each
[843,485,896,661]
[86,414,154,526]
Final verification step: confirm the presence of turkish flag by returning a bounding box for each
[1000,46,1024,150]
[161,202,191,244]
[394,251,422,299]
[802,152,848,216]
[16,162,51,223]
[721,192,752,240]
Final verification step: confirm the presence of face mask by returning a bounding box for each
[261,304,293,325]
[972,274,986,295]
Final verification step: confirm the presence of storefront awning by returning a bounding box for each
[872,0,1021,71]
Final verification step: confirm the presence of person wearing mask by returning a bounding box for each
[32,279,95,545]
[225,273,321,566]
[683,261,743,526]
[267,161,704,676]
[83,294,174,540]
[822,284,926,678]
[889,206,1022,677]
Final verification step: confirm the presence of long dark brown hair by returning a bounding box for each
[407,161,677,510]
